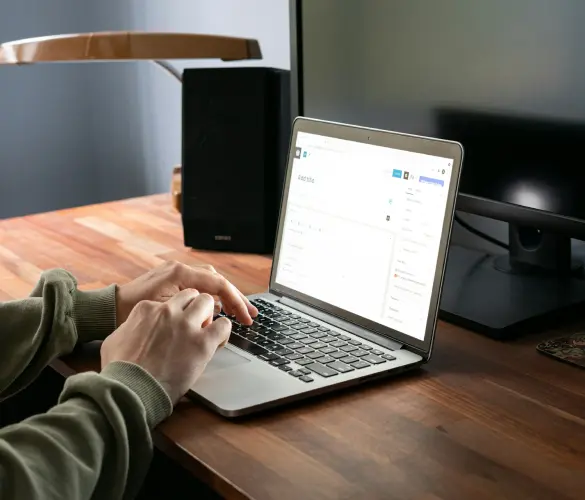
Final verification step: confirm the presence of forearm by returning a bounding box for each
[0,362,172,500]
[0,269,116,401]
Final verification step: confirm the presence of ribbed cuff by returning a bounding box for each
[101,361,173,429]
[72,285,117,343]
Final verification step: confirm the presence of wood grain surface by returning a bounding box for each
[1,194,585,500]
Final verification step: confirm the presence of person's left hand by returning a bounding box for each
[115,260,258,327]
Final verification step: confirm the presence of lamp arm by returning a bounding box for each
[153,60,182,83]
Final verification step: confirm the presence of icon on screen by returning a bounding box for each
[295,147,302,159]
[442,169,445,174]
[403,171,410,180]
[386,215,391,221]
[303,151,308,158]
[392,169,402,178]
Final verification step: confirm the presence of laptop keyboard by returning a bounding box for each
[222,298,396,383]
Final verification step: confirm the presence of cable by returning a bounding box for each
[454,212,509,250]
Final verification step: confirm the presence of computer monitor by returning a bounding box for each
[290,0,585,337]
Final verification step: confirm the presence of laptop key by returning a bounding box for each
[348,340,362,346]
[331,341,347,348]
[281,329,296,336]
[296,358,313,366]
[321,336,337,343]
[330,351,348,359]
[309,332,327,339]
[303,328,318,335]
[298,318,310,323]
[272,325,288,332]
[307,351,325,359]
[338,335,351,341]
[382,354,397,361]
[299,368,311,375]
[265,343,281,350]
[308,322,320,328]
[305,363,339,378]
[292,324,306,330]
[311,342,327,350]
[362,355,386,365]
[340,356,359,364]
[317,326,330,332]
[279,338,295,346]
[270,358,290,367]
[320,346,337,354]
[315,356,336,364]
[301,337,319,345]
[300,376,314,383]
[340,345,358,353]
[291,333,307,340]
[289,370,303,377]
[328,361,354,373]
[288,342,305,350]
[279,365,293,372]
[259,353,279,361]
[229,335,269,356]
[273,316,287,322]
[361,345,373,351]
[371,349,383,355]
[274,348,293,356]
[286,353,303,361]
[327,331,341,337]
[282,320,297,326]
[352,360,371,369]
[297,347,314,354]
[352,350,369,357]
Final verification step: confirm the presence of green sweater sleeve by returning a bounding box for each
[0,269,174,499]
[0,268,116,400]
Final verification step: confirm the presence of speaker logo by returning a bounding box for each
[214,235,232,241]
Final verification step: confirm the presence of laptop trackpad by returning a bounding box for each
[205,347,251,374]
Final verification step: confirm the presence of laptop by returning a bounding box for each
[189,117,463,417]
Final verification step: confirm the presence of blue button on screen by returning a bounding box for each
[419,176,444,187]
[392,169,402,178]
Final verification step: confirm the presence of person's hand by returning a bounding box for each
[115,260,257,327]
[101,289,231,404]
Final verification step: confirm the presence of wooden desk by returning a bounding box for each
[2,195,585,500]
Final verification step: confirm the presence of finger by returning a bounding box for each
[214,299,222,316]
[178,266,253,325]
[238,290,258,318]
[204,316,232,349]
[184,293,217,326]
[168,288,200,311]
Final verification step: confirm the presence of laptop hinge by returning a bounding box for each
[278,296,404,352]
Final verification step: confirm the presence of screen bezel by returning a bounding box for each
[289,0,585,240]
[269,116,463,357]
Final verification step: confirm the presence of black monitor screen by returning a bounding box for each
[297,0,585,226]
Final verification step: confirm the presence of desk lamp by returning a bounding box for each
[0,31,263,209]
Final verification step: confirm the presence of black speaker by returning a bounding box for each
[181,67,291,253]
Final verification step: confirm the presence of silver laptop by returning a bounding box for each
[189,117,463,417]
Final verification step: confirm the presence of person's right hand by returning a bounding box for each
[100,288,232,404]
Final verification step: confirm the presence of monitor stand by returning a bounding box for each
[439,224,585,339]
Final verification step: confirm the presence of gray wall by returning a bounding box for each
[0,0,290,218]
[0,0,98,218]
[83,0,290,203]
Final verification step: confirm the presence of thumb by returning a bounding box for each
[204,316,232,349]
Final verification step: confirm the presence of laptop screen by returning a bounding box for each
[274,131,454,342]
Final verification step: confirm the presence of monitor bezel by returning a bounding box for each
[269,116,463,358]
[289,0,585,240]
